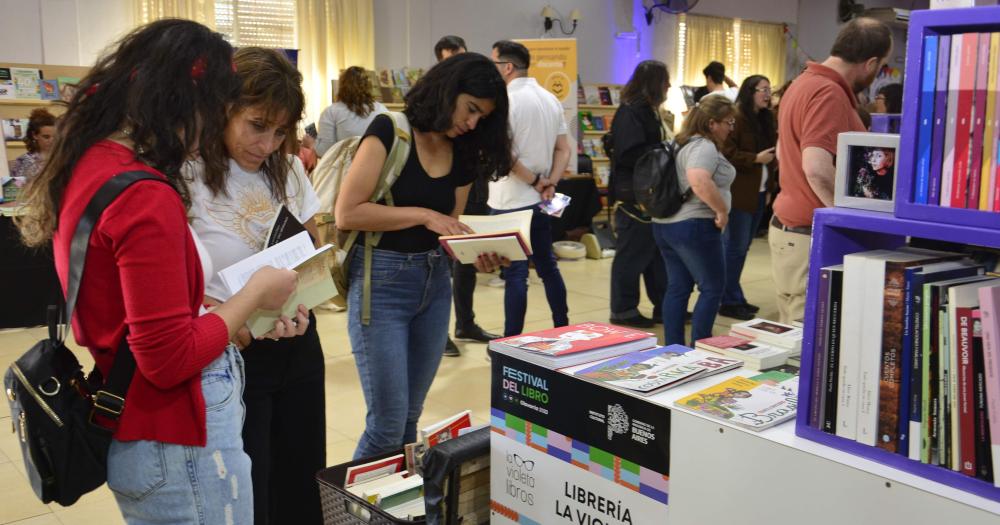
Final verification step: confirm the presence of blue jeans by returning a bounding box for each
[652,218,726,346]
[722,192,765,306]
[348,247,451,459]
[107,345,253,525]
[491,205,569,336]
[610,205,666,321]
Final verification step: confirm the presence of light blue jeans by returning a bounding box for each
[106,345,253,525]
[348,247,451,459]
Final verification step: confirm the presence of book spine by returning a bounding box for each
[837,255,867,440]
[950,34,978,208]
[941,297,956,469]
[956,306,977,476]
[971,314,993,482]
[980,33,1000,210]
[811,268,832,429]
[929,34,953,206]
[924,284,941,464]
[900,269,917,458]
[823,268,844,434]
[968,33,991,208]
[858,259,888,447]
[915,34,940,205]
[877,262,908,452]
[910,273,926,460]
[977,287,1000,488]
[941,34,963,207]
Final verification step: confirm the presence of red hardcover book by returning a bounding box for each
[956,306,977,477]
[967,33,991,208]
[951,34,978,208]
[421,410,472,447]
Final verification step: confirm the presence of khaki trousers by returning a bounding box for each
[767,223,811,324]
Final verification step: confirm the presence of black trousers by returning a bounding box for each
[452,198,489,332]
[241,312,326,525]
[610,204,666,320]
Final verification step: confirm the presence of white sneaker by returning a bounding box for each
[487,276,505,288]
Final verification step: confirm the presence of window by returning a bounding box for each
[676,14,786,90]
[215,0,297,49]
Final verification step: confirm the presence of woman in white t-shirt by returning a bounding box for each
[185,47,325,525]
[314,66,388,157]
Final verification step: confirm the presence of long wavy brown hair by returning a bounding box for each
[24,108,56,153]
[16,19,240,247]
[336,66,376,117]
[200,47,304,201]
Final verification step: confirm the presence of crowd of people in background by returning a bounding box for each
[8,14,897,524]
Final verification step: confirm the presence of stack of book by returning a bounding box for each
[695,335,792,370]
[674,370,799,431]
[912,32,1000,212]
[565,344,743,397]
[488,322,657,369]
[809,246,1000,486]
[344,455,425,520]
[728,318,804,355]
[581,84,621,106]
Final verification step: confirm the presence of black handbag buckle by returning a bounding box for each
[91,390,125,418]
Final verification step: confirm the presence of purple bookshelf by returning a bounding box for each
[896,6,1000,228]
[796,207,1000,503]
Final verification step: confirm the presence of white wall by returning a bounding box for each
[0,0,132,66]
[373,0,801,85]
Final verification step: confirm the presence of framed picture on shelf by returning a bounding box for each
[834,132,900,213]
[1,118,29,142]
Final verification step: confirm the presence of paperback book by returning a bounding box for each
[439,210,532,265]
[489,322,657,369]
[674,374,799,431]
[729,318,803,351]
[695,335,790,370]
[570,345,743,396]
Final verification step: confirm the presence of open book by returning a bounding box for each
[438,209,532,264]
[217,230,337,336]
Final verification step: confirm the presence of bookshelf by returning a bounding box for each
[795,6,1000,507]
[1,62,87,163]
[895,7,1000,229]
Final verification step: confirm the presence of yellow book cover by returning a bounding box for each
[981,33,1000,210]
[674,375,799,431]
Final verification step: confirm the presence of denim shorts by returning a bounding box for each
[106,345,253,525]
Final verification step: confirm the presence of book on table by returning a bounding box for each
[566,344,743,397]
[439,209,532,265]
[729,318,804,352]
[695,335,790,370]
[488,322,657,369]
[674,373,799,431]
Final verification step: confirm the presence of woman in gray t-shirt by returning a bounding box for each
[651,96,737,345]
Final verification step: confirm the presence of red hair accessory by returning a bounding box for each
[190,56,207,80]
[129,67,138,82]
[85,83,99,96]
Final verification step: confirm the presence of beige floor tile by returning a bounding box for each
[0,237,779,523]
[0,463,51,523]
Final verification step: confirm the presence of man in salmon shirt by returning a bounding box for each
[769,17,892,323]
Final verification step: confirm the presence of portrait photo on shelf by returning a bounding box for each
[834,131,900,213]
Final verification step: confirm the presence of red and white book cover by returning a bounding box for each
[950,33,978,208]
[344,454,405,487]
[977,285,1000,487]
[490,322,656,357]
[955,306,978,477]
[420,410,472,447]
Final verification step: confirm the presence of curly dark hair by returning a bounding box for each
[17,18,240,247]
[24,108,56,153]
[621,60,669,107]
[336,66,376,117]
[200,47,304,202]
[403,52,512,182]
[735,75,775,141]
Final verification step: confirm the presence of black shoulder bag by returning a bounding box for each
[3,171,168,506]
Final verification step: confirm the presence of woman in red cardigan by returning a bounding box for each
[16,19,298,524]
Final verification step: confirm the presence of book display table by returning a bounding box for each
[488,348,671,524]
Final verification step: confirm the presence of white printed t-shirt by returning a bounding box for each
[488,76,568,210]
[185,155,320,301]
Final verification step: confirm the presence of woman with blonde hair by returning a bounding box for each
[652,95,737,345]
[314,65,387,156]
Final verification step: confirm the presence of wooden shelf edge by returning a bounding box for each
[0,99,56,106]
[579,104,618,110]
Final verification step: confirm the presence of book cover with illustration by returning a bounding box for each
[695,335,789,370]
[571,345,742,396]
[730,318,803,350]
[489,322,656,369]
[674,375,799,431]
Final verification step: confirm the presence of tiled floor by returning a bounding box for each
[0,238,777,524]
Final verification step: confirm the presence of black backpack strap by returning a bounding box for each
[62,170,172,420]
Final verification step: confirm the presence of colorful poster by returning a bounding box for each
[516,38,579,173]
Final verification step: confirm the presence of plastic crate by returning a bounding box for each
[317,450,423,525]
